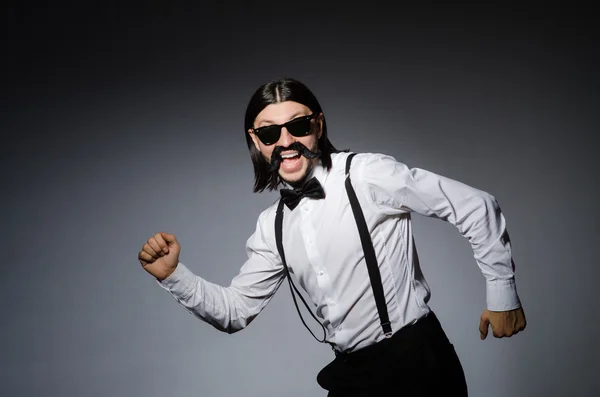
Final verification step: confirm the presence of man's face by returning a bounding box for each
[249,101,323,185]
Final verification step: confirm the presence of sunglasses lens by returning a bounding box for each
[254,115,314,145]
[257,126,281,145]
[286,117,312,137]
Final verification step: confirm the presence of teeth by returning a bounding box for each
[281,151,298,159]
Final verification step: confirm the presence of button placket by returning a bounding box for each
[300,202,322,276]
[300,196,337,327]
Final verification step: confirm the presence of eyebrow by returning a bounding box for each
[257,112,306,127]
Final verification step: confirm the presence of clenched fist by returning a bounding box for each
[138,232,180,281]
[479,307,527,340]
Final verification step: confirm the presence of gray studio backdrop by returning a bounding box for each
[3,4,598,397]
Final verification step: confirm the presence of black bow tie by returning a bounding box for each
[280,177,325,210]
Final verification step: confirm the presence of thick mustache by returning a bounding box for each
[268,142,321,173]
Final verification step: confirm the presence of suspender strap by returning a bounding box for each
[275,199,334,347]
[344,153,393,337]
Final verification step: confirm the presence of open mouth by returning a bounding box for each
[280,151,302,170]
[281,151,301,161]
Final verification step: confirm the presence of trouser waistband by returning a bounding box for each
[334,311,446,360]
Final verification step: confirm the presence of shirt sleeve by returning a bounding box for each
[358,153,521,311]
[156,209,286,333]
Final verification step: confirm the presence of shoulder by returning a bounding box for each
[243,198,281,254]
[256,197,280,230]
[334,152,404,180]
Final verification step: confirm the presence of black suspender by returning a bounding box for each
[344,153,393,337]
[273,153,393,348]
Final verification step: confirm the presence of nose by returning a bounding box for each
[277,127,295,148]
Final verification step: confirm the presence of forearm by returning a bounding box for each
[159,262,283,333]
[435,188,521,311]
[467,196,520,311]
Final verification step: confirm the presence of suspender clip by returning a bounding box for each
[381,321,393,338]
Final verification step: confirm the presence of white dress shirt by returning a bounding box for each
[159,152,521,353]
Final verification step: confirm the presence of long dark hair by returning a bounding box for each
[244,78,340,192]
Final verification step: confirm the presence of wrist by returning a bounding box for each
[157,263,178,282]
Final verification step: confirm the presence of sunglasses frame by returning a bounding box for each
[251,113,318,145]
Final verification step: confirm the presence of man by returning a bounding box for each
[137,78,526,396]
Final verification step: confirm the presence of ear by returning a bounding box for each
[248,129,261,151]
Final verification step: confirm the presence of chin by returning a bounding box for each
[279,164,311,186]
[279,170,307,186]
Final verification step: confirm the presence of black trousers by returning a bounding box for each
[316,312,468,396]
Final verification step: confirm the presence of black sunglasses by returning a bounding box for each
[252,114,317,145]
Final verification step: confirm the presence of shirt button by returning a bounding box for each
[337,325,342,331]
[319,270,324,276]
[330,301,336,306]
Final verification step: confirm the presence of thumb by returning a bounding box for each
[479,310,490,340]
[161,232,178,245]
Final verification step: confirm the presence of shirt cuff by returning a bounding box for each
[486,279,521,311]
[157,262,197,300]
